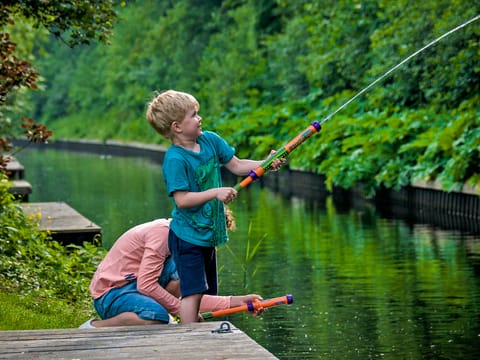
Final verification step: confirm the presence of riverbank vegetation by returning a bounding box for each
[0,176,106,329]
[1,1,118,329]
[28,0,480,195]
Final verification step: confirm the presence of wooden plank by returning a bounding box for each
[4,157,25,180]
[7,180,32,201]
[413,179,480,195]
[19,202,102,245]
[0,322,277,359]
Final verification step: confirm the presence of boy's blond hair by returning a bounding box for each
[146,90,199,141]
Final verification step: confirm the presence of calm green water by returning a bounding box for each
[16,148,480,359]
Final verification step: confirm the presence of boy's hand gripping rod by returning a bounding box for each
[234,122,321,191]
[201,294,294,320]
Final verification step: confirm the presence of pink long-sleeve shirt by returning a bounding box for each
[89,219,230,316]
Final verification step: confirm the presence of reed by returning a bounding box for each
[224,222,266,288]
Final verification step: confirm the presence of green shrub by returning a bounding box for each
[0,174,106,312]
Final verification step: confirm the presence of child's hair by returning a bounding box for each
[146,90,199,140]
[225,205,236,232]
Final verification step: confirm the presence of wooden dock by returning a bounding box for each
[5,157,32,201]
[19,202,102,245]
[0,322,277,359]
[5,157,25,180]
[8,179,32,201]
[5,157,102,244]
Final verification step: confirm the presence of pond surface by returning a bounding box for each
[16,148,480,359]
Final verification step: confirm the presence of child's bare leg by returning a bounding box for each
[165,279,181,298]
[180,293,203,323]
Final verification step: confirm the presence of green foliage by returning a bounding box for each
[401,97,480,190]
[2,0,121,46]
[197,2,267,113]
[0,174,106,311]
[300,1,381,97]
[1,0,121,174]
[263,15,311,101]
[22,0,480,194]
[368,0,480,108]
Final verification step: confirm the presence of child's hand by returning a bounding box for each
[231,294,265,317]
[217,187,238,204]
[268,150,287,171]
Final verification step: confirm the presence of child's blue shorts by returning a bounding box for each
[93,256,179,323]
[168,229,218,298]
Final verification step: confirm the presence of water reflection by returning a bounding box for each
[222,193,480,359]
[17,149,171,247]
[16,148,480,359]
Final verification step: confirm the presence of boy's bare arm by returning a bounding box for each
[224,156,263,176]
[173,188,237,208]
[225,152,287,176]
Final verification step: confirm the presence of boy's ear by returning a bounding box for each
[171,121,181,133]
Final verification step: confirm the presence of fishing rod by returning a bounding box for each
[233,14,480,192]
[201,294,293,320]
[234,122,321,191]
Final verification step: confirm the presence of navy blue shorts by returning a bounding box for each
[168,229,217,298]
[93,256,179,323]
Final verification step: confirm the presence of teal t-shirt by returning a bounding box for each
[162,131,235,247]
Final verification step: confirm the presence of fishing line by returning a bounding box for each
[319,13,480,125]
